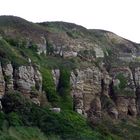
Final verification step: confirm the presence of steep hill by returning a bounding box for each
[0,15,140,140]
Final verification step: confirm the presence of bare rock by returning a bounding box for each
[71,67,102,116]
[50,108,61,113]
[101,70,112,96]
[63,51,77,58]
[0,101,2,110]
[37,44,46,55]
[2,63,14,90]
[37,36,47,55]
[116,96,137,118]
[73,91,84,115]
[88,96,102,118]
[0,64,5,99]
[134,67,140,87]
[31,98,40,106]
[109,107,118,119]
[15,65,42,93]
[34,68,42,92]
[52,69,60,88]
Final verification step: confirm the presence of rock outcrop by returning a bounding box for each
[116,96,137,117]
[15,65,42,94]
[0,64,5,99]
[69,66,140,119]
[133,66,140,114]
[0,16,140,122]
[2,63,14,90]
[0,63,42,106]
[71,67,102,116]
[52,69,60,89]
[109,67,137,117]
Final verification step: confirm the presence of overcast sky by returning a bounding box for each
[0,0,140,43]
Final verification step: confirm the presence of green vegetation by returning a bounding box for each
[2,92,140,140]
[91,117,140,140]
[58,68,73,110]
[0,38,27,67]
[41,68,59,106]
[0,91,103,140]
[0,125,50,140]
[101,95,115,110]
[115,73,127,90]
[113,73,135,97]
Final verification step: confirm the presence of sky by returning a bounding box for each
[0,0,140,43]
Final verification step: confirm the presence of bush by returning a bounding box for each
[7,112,23,126]
[1,90,31,114]
[0,112,6,130]
[1,91,99,139]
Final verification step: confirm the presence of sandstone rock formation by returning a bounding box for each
[0,16,140,123]
[52,69,60,88]
[15,65,42,94]
[71,67,102,117]
[0,64,5,99]
[2,63,14,90]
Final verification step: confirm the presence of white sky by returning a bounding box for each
[0,0,140,43]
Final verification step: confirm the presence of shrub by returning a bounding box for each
[7,112,23,126]
[1,90,31,114]
[0,112,6,130]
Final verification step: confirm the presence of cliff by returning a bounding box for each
[0,16,140,140]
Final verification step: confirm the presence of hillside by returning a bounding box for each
[0,15,140,140]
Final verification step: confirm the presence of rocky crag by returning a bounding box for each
[0,16,140,123]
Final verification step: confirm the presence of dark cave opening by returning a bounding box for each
[127,109,133,116]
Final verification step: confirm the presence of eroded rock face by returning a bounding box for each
[70,66,139,119]
[0,64,5,99]
[15,65,42,93]
[133,67,140,114]
[0,101,2,110]
[101,70,112,96]
[34,67,42,92]
[37,36,47,55]
[2,63,13,90]
[88,96,101,118]
[37,44,46,55]
[116,96,137,118]
[71,67,102,116]
[52,69,60,89]
[0,62,43,107]
[134,67,140,87]
[73,91,84,115]
[63,51,77,58]
[110,67,136,97]
[109,67,137,118]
